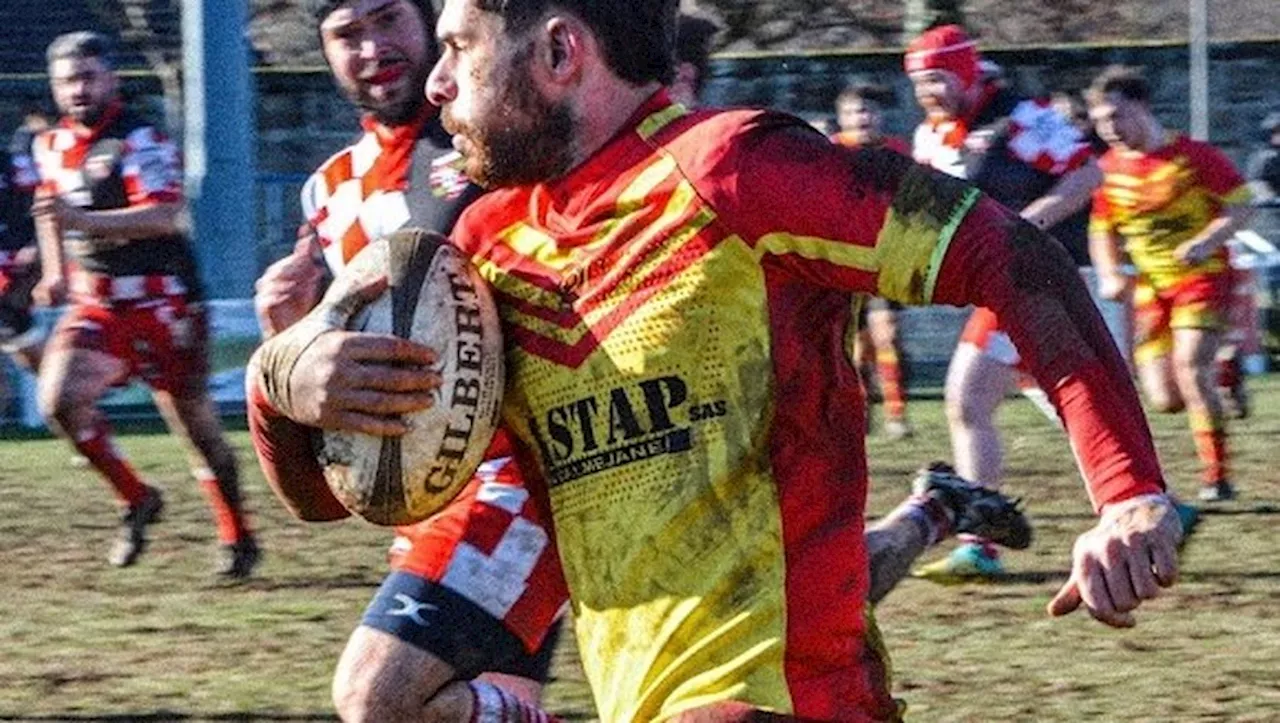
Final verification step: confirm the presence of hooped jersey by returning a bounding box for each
[32,102,198,292]
[1090,133,1251,289]
[451,91,1163,721]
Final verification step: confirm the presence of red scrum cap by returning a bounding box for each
[904,25,980,90]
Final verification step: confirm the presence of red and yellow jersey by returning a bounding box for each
[1091,133,1251,288]
[448,92,1163,722]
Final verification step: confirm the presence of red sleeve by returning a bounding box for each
[1184,139,1248,200]
[933,197,1165,510]
[246,377,351,522]
[711,116,981,304]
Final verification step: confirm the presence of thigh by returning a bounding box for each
[1132,277,1173,368]
[945,341,1013,410]
[130,297,211,398]
[39,305,130,405]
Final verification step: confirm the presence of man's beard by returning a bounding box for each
[442,65,576,189]
[66,101,108,127]
[351,62,432,127]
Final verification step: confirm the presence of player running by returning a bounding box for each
[905,25,1103,580]
[1086,66,1255,503]
[250,5,1031,720]
[29,32,258,577]
[252,2,1182,719]
[831,82,914,440]
[250,1,570,719]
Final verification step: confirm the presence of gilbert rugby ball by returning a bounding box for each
[316,228,504,526]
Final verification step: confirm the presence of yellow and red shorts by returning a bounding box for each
[1132,269,1231,364]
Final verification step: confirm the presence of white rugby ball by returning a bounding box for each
[316,228,504,526]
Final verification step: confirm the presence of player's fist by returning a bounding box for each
[254,225,326,338]
[1048,493,1182,628]
[1096,271,1131,302]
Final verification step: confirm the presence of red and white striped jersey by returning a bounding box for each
[32,100,196,286]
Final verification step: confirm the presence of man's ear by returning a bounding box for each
[541,16,584,83]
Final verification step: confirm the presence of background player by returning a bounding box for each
[252,0,1186,718]
[906,24,1102,580]
[831,82,914,439]
[251,1,569,719]
[30,31,258,577]
[1086,66,1255,503]
[0,115,45,379]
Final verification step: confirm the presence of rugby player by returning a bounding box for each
[250,2,569,719]
[1086,66,1255,503]
[905,25,1102,579]
[253,2,1182,718]
[30,31,258,577]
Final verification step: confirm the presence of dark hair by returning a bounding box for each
[475,0,679,86]
[836,82,895,109]
[46,31,115,69]
[1086,65,1150,106]
[306,0,435,23]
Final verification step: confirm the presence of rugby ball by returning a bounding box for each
[316,228,504,526]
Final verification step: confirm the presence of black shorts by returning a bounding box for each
[361,570,563,681]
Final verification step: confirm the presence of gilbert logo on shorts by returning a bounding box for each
[528,375,728,487]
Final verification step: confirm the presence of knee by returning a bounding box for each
[332,659,453,723]
[945,390,993,429]
[36,380,82,431]
[332,672,392,723]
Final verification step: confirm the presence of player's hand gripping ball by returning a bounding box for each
[314,228,504,525]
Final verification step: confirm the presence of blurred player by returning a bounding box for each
[251,1,1186,719]
[0,117,45,376]
[832,83,913,439]
[30,31,258,577]
[906,25,1102,580]
[250,1,569,719]
[1087,66,1255,502]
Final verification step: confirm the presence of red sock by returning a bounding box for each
[876,348,906,420]
[1189,411,1228,484]
[73,422,148,506]
[197,471,250,544]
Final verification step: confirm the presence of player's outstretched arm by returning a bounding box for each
[933,197,1179,627]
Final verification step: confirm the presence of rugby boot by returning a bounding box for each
[215,535,261,579]
[910,462,1033,550]
[108,486,164,567]
[1197,480,1236,503]
[913,541,1006,583]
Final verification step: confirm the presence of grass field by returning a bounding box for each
[2,376,1279,721]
